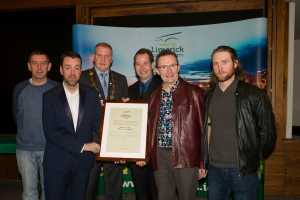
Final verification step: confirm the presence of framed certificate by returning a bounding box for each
[99,102,148,161]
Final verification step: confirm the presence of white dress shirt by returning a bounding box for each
[63,82,80,131]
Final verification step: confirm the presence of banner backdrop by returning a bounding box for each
[73,17,267,88]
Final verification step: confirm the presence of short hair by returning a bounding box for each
[155,49,179,68]
[133,48,154,66]
[95,42,113,54]
[60,51,82,67]
[28,50,49,62]
[210,45,244,80]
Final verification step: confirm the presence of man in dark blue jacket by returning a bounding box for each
[203,45,276,200]
[43,51,100,200]
[128,48,162,200]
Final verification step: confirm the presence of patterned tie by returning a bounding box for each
[100,73,108,98]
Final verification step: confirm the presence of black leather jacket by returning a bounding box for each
[203,80,276,175]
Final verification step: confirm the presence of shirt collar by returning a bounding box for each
[63,81,79,97]
[217,78,238,93]
[162,79,179,94]
[140,75,153,84]
[94,67,109,76]
[140,75,153,87]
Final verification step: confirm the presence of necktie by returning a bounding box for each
[140,83,146,97]
[100,73,108,98]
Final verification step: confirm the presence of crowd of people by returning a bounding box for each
[13,43,276,200]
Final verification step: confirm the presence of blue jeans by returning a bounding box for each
[207,165,258,200]
[16,150,45,200]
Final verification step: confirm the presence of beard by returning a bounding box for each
[215,70,236,82]
[64,78,79,87]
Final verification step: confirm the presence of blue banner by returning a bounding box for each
[73,17,267,88]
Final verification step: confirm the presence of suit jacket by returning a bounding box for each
[80,68,128,145]
[42,84,100,172]
[128,75,162,102]
[80,67,128,101]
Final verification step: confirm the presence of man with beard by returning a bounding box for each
[43,51,100,200]
[202,45,276,200]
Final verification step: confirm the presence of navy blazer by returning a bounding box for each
[128,75,162,102]
[42,83,100,171]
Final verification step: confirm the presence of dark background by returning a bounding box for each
[0,8,263,134]
[0,8,75,134]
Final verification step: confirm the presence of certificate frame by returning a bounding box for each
[99,102,148,161]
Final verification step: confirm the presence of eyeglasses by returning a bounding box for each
[157,63,178,70]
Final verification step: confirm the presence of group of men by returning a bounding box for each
[13,43,276,200]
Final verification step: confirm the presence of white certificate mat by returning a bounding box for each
[99,102,148,161]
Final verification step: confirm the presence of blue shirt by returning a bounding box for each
[139,76,153,95]
[95,67,109,98]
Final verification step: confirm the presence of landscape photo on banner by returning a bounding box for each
[73,17,267,89]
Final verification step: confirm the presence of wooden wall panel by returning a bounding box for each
[76,0,263,7]
[0,0,263,12]
[0,155,18,180]
[0,0,75,11]
[265,152,286,195]
[284,139,300,196]
[76,0,264,24]
[264,0,289,197]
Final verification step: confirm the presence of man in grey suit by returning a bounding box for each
[80,42,128,200]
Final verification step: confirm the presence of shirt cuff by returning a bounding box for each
[80,144,85,153]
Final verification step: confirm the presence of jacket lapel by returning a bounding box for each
[88,68,105,99]
[58,85,75,133]
[76,85,86,133]
[132,82,140,99]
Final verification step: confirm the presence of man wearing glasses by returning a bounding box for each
[147,49,206,200]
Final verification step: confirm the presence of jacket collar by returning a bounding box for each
[58,83,86,133]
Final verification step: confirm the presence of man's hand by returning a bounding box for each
[135,161,147,167]
[121,97,130,103]
[198,168,207,179]
[83,142,100,154]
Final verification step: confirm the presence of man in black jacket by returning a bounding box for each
[203,45,276,200]
[128,48,162,200]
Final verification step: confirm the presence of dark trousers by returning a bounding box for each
[44,165,90,200]
[86,162,124,200]
[207,165,259,200]
[86,162,101,200]
[103,163,124,200]
[129,163,157,200]
[154,148,198,200]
